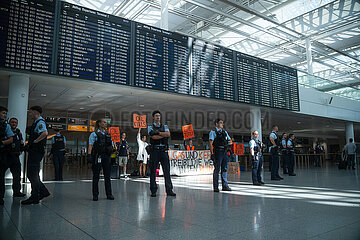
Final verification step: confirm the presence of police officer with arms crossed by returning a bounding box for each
[51,129,66,181]
[269,125,283,181]
[148,110,176,197]
[87,119,114,201]
[249,130,265,186]
[8,118,26,198]
[0,106,14,205]
[287,134,296,176]
[22,106,51,205]
[281,133,288,174]
[209,118,232,192]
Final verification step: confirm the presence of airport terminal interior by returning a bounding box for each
[0,0,360,239]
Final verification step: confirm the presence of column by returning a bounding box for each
[160,0,169,30]
[305,38,313,75]
[250,107,262,141]
[346,122,354,143]
[7,74,30,180]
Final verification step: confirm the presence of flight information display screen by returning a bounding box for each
[135,23,190,94]
[57,2,131,84]
[270,62,299,110]
[0,0,55,73]
[192,40,235,101]
[237,52,272,107]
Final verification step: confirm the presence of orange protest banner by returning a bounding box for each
[109,127,121,143]
[182,124,195,140]
[67,125,88,132]
[133,114,147,128]
[233,143,244,155]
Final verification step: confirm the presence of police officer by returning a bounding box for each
[51,129,66,181]
[209,118,232,192]
[249,130,265,186]
[0,106,14,205]
[281,133,288,174]
[8,118,26,198]
[87,119,114,201]
[287,134,296,176]
[269,125,283,181]
[22,106,51,205]
[148,110,176,197]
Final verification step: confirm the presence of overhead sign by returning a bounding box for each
[133,114,147,128]
[68,125,88,132]
[233,143,244,155]
[182,124,194,140]
[109,127,120,143]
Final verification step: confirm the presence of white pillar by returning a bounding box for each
[345,122,354,144]
[7,74,30,179]
[250,107,262,141]
[305,38,313,75]
[160,0,169,30]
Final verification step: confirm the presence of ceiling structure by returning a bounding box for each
[66,0,360,100]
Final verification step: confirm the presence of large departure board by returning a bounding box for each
[192,40,235,101]
[270,63,299,110]
[237,52,272,107]
[0,0,55,73]
[135,23,190,94]
[57,2,131,84]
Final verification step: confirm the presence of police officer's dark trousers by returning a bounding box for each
[213,149,229,189]
[27,150,49,200]
[149,149,173,194]
[92,154,112,197]
[282,150,288,174]
[53,150,65,180]
[8,153,22,194]
[252,154,263,184]
[288,151,295,174]
[0,153,9,199]
[270,148,280,179]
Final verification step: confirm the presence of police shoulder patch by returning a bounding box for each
[39,124,43,130]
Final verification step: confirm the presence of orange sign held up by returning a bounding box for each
[233,143,244,155]
[133,114,147,128]
[182,124,195,140]
[109,127,121,143]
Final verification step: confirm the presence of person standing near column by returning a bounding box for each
[87,119,114,201]
[287,134,297,176]
[209,118,232,192]
[117,132,129,177]
[51,129,66,181]
[269,125,283,181]
[8,117,26,197]
[249,130,265,186]
[148,110,176,197]
[22,106,51,205]
[344,138,357,170]
[137,128,149,178]
[0,106,14,205]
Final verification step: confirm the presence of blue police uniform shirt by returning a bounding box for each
[34,116,47,134]
[89,129,113,146]
[11,128,23,144]
[2,123,14,139]
[51,133,66,144]
[249,138,257,149]
[281,139,286,147]
[148,122,169,146]
[209,127,230,141]
[287,139,294,151]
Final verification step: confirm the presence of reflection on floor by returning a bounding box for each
[1,166,360,240]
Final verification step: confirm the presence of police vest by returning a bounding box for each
[149,124,168,147]
[11,128,23,153]
[269,132,280,146]
[213,128,228,149]
[52,135,65,151]
[186,145,194,151]
[0,120,6,141]
[288,139,295,152]
[118,139,128,156]
[93,131,112,156]
[252,138,262,155]
[27,118,47,153]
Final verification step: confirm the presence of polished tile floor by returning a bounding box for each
[1,164,360,240]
